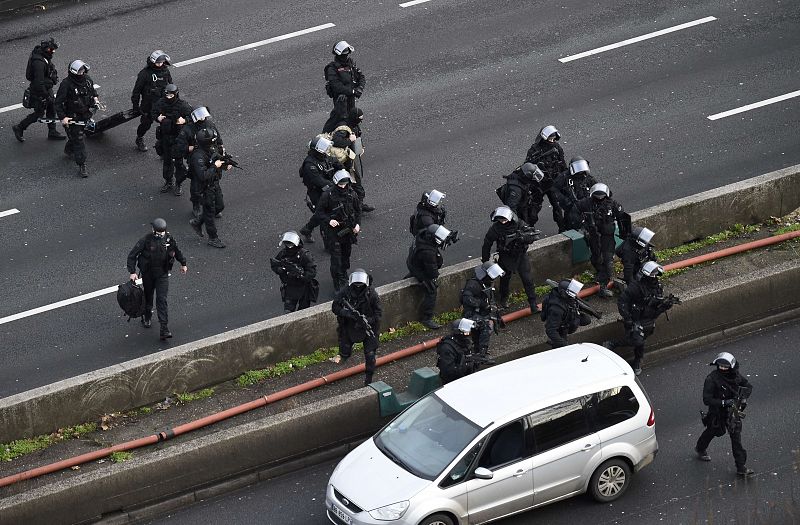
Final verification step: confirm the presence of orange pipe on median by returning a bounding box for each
[1,229,798,488]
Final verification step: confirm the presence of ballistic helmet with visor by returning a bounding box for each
[640,261,663,278]
[520,162,544,183]
[151,218,167,232]
[310,135,332,154]
[491,206,515,222]
[452,318,476,335]
[710,352,736,369]
[427,224,452,245]
[165,84,179,96]
[540,125,560,142]
[560,279,583,298]
[349,269,369,287]
[590,183,610,199]
[68,60,89,75]
[474,261,505,281]
[333,41,354,56]
[634,226,655,247]
[148,50,171,66]
[569,156,590,176]
[333,170,352,185]
[424,189,445,207]
[280,231,301,248]
[190,107,211,123]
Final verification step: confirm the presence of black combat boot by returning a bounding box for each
[207,237,226,249]
[141,313,152,328]
[361,203,375,212]
[299,227,314,244]
[78,164,88,178]
[135,136,148,152]
[421,319,441,330]
[47,125,65,140]
[192,203,202,220]
[173,183,182,196]
[188,218,204,237]
[160,181,174,193]
[159,324,173,341]
[12,125,25,142]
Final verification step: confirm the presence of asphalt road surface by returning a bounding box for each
[1,0,799,396]
[145,322,800,525]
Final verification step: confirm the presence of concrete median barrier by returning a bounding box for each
[2,164,799,442]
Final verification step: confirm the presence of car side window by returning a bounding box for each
[440,441,483,488]
[477,420,529,470]
[528,397,591,454]
[588,386,640,431]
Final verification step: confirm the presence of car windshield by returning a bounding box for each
[374,394,481,481]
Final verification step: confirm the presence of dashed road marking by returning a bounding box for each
[707,89,800,120]
[400,0,433,7]
[0,208,20,218]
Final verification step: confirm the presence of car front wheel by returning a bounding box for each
[419,513,455,525]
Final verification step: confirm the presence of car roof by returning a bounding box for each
[436,343,633,428]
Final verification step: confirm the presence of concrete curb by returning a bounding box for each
[2,164,799,442]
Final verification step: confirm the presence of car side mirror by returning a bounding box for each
[473,467,493,480]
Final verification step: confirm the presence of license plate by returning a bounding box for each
[332,504,352,524]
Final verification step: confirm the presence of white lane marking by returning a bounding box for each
[707,89,800,120]
[0,278,142,326]
[0,103,24,114]
[400,0,433,7]
[0,208,20,218]
[173,23,336,67]
[559,16,717,63]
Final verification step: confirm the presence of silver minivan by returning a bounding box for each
[326,343,658,525]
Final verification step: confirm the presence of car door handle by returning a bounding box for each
[580,443,595,451]
[514,469,528,477]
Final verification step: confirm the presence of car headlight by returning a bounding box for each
[368,501,410,521]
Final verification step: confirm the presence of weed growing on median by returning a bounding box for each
[176,388,215,404]
[0,422,98,462]
[656,224,760,260]
[109,451,132,463]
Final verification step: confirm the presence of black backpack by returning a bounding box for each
[117,280,146,321]
[25,55,36,82]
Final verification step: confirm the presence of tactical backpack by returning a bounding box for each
[25,55,36,82]
[117,280,146,321]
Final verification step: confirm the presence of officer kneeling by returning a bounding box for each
[270,231,319,312]
[436,318,492,385]
[540,279,591,348]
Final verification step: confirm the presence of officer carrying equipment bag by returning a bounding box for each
[117,280,146,321]
[22,88,33,109]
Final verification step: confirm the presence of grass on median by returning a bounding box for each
[176,388,215,404]
[0,423,98,462]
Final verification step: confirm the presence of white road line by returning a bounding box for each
[0,208,20,218]
[0,103,24,114]
[707,89,800,120]
[173,23,336,67]
[559,16,717,63]
[400,0,433,7]
[0,279,142,326]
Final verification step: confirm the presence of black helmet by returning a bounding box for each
[280,231,302,249]
[569,156,590,176]
[539,125,560,142]
[151,218,167,232]
[558,279,583,299]
[40,38,59,51]
[451,318,475,336]
[333,40,354,56]
[196,127,218,148]
[68,60,90,76]
[165,84,179,96]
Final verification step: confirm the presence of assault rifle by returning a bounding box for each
[472,305,506,335]
[270,258,304,279]
[328,202,356,238]
[340,297,375,339]
[545,279,603,319]
[504,225,540,247]
[211,151,243,170]
[464,351,495,370]
[723,385,752,434]
[526,146,560,165]
[649,294,681,321]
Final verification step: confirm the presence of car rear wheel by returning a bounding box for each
[589,458,632,502]
[419,513,455,525]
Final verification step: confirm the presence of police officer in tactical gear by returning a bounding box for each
[323,40,365,132]
[299,135,341,243]
[525,125,568,229]
[553,156,598,231]
[481,206,539,311]
[13,38,65,142]
[616,226,657,284]
[132,50,172,152]
[327,109,374,212]
[406,224,452,329]
[176,107,224,219]
[127,218,188,341]
[576,183,627,297]
[270,231,319,312]
[695,352,754,477]
[305,170,362,290]
[460,261,505,356]
[436,318,478,385]
[55,59,100,178]
[188,127,230,248]
[604,262,679,375]
[497,162,545,228]
[410,190,447,235]
[540,279,590,348]
[151,84,193,195]
[330,269,382,385]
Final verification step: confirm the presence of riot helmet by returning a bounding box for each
[452,318,475,336]
[195,127,218,149]
[569,156,590,177]
[333,40,354,56]
[148,50,171,67]
[68,59,89,76]
[310,135,333,155]
[280,231,301,249]
[633,226,655,247]
[474,261,505,281]
[427,224,452,245]
[349,268,369,288]
[424,189,446,207]
[520,162,544,183]
[151,218,167,236]
[559,279,583,299]
[710,352,736,369]
[332,170,352,186]
[640,261,663,278]
[190,106,211,123]
[539,125,560,142]
[590,183,610,200]
[491,206,515,223]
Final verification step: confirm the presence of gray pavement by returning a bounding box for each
[1,0,799,396]
[144,320,800,525]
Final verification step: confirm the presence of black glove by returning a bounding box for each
[722,399,734,407]
[354,87,363,98]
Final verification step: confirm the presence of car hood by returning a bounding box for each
[330,438,430,511]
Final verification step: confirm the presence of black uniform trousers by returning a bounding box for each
[696,417,747,469]
[419,280,437,320]
[338,328,378,384]
[282,284,312,312]
[197,184,225,239]
[64,124,87,166]
[326,229,353,290]
[588,233,616,285]
[609,322,655,370]
[498,251,537,307]
[142,272,169,325]
[136,99,156,138]
[161,138,186,184]
[18,96,56,131]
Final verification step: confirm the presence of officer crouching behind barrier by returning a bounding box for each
[13,37,65,142]
[540,279,594,348]
[270,231,319,312]
[460,262,505,356]
[330,269,382,385]
[695,352,754,477]
[436,319,494,385]
[55,59,100,178]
